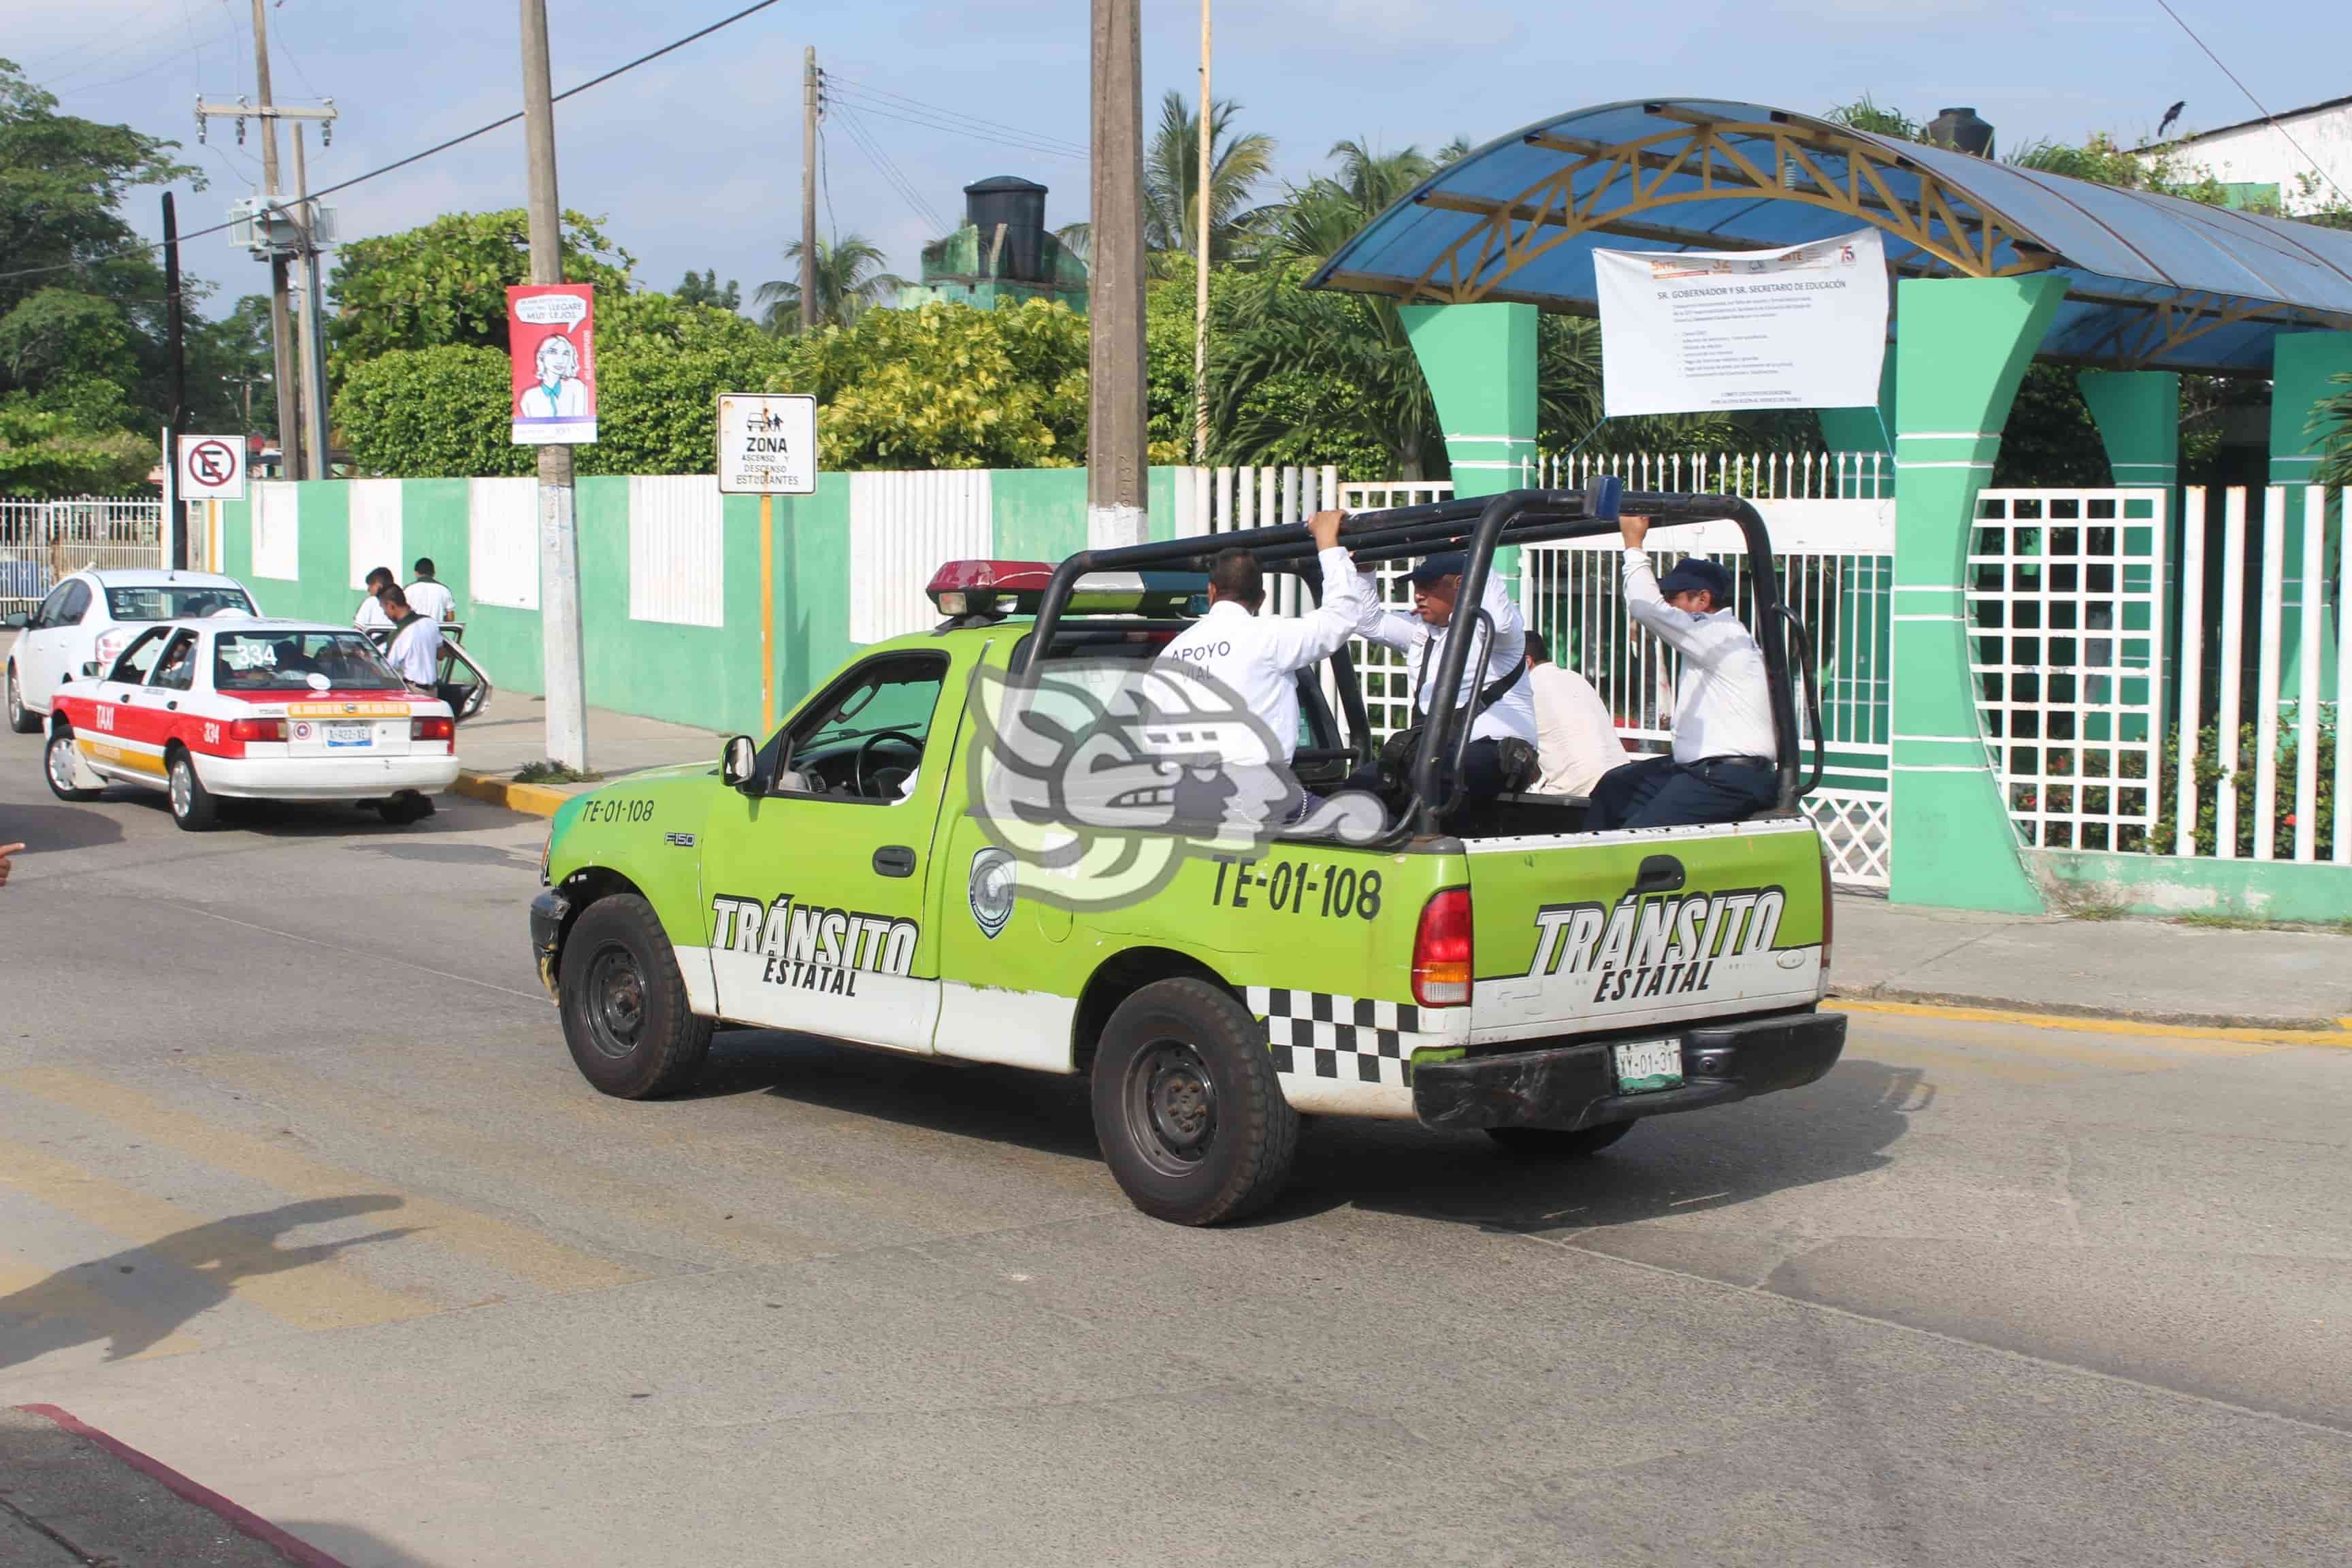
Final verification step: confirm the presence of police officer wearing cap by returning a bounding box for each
[1350,548,1539,806]
[1585,514,1778,831]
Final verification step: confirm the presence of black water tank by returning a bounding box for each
[964,175,1048,282]
[1927,107,1995,158]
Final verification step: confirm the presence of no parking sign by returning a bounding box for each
[177,434,248,500]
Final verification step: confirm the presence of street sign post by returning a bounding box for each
[177,434,248,500]
[717,393,819,495]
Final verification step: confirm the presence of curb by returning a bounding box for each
[449,769,580,818]
[1832,992,2352,1045]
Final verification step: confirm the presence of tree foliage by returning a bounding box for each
[779,299,1088,470]
[326,209,633,378]
[674,269,740,311]
[1145,91,1277,263]
[754,234,906,334]
[333,345,526,478]
[0,405,150,495]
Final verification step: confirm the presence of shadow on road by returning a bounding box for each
[275,1520,446,1567]
[0,1196,416,1369]
[0,801,125,853]
[690,1034,1926,1229]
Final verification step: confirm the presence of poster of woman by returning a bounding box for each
[506,283,598,444]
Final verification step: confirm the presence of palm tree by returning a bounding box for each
[754,234,908,333]
[1264,139,1446,264]
[1143,91,1276,265]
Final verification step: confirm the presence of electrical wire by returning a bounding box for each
[2150,0,2352,208]
[822,91,1088,165]
[820,71,1088,157]
[0,0,794,284]
[832,105,948,235]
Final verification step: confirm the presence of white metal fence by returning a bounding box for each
[1,496,167,618]
[2168,485,2347,864]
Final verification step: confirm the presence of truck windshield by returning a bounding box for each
[214,630,402,692]
[108,585,257,621]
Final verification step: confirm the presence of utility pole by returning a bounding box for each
[248,0,301,480]
[1192,0,1211,466]
[1088,0,1148,548]
[163,193,187,570]
[802,47,818,333]
[290,125,332,480]
[521,0,587,772]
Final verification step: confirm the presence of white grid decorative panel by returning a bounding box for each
[250,482,300,581]
[468,477,539,610]
[849,470,992,644]
[627,475,725,628]
[346,478,403,590]
[1967,489,2167,853]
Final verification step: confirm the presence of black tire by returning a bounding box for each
[6,666,37,734]
[166,746,220,832]
[44,725,99,802]
[557,894,713,1099]
[378,790,431,826]
[1090,977,1298,1226]
[1486,1121,1636,1160]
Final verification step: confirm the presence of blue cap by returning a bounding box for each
[1409,553,1467,587]
[1656,557,1735,603]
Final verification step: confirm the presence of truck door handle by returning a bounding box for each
[1632,854,1684,895]
[873,845,917,878]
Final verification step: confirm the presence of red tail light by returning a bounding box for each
[229,717,287,742]
[1411,887,1474,1008]
[411,715,454,742]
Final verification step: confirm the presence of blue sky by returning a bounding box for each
[12,0,2349,319]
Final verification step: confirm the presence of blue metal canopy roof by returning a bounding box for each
[1308,99,2352,376]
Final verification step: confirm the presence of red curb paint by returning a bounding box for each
[11,1404,352,1568]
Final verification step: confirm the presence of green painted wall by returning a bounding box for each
[2037,847,2352,926]
[992,469,1090,561]
[2268,332,2349,698]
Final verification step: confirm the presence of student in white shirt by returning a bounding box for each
[1585,515,1780,831]
[355,567,395,630]
[404,557,456,623]
[1349,550,1537,807]
[380,585,444,691]
[1523,630,1630,798]
[1156,509,1373,768]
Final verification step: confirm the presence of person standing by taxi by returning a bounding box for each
[1155,508,1372,780]
[381,585,443,696]
[355,566,396,631]
[404,558,456,625]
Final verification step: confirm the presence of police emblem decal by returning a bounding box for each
[968,847,1016,938]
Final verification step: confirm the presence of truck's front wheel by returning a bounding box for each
[1092,978,1298,1226]
[558,894,712,1098]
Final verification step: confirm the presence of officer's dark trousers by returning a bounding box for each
[1584,753,1776,832]
[1337,738,1508,807]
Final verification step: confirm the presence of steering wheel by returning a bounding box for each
[853,730,925,798]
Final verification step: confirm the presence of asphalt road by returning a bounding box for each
[1,749,2347,1567]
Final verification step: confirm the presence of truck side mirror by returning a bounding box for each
[2,612,27,630]
[721,735,761,792]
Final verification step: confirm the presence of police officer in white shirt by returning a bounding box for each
[1524,630,1629,797]
[380,585,444,692]
[1586,514,1779,831]
[1350,549,1538,806]
[404,557,457,623]
[355,566,395,631]
[1156,508,1373,770]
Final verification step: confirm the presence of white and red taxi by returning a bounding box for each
[43,618,459,830]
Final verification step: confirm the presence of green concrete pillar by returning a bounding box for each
[1401,302,1539,599]
[1888,274,2071,913]
[1817,343,1897,499]
[2078,370,2183,741]
[2268,332,2350,698]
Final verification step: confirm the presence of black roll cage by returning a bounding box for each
[1013,483,1823,838]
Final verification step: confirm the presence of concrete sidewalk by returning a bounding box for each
[1830,894,2352,1031]
[449,691,721,814]
[1,1405,346,1566]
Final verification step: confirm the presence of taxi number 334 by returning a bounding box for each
[1210,860,1382,920]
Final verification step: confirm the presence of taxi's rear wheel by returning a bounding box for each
[1485,1122,1635,1160]
[7,666,37,733]
[166,747,219,832]
[1092,978,1297,1226]
[44,725,99,802]
[559,894,711,1098]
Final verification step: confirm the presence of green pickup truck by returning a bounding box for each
[530,485,1846,1225]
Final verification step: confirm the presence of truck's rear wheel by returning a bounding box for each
[558,894,712,1098]
[1091,977,1297,1226]
[1486,1122,1635,1160]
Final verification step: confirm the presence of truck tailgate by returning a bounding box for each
[1464,818,1826,1046]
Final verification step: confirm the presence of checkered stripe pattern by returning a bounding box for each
[1245,988,1422,1088]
